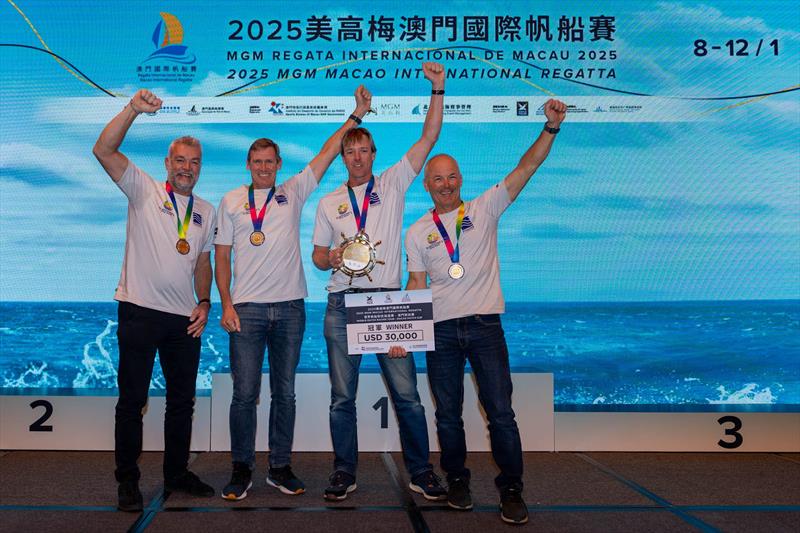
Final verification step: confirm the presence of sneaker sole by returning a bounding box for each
[323,483,357,501]
[447,499,473,510]
[221,481,253,501]
[266,477,306,496]
[408,482,448,501]
[117,502,143,512]
[500,504,529,525]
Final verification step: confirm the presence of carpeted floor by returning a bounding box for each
[1,451,798,532]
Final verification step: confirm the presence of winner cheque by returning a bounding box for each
[344,289,435,355]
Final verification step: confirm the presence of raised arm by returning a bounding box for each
[503,98,567,202]
[405,62,445,174]
[92,89,163,181]
[308,85,373,181]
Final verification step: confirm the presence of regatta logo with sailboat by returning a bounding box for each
[137,12,198,83]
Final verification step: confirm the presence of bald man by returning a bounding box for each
[399,99,567,525]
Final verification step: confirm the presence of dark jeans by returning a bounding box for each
[228,300,305,469]
[114,302,200,483]
[324,290,433,478]
[427,314,523,489]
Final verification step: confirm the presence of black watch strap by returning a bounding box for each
[197,298,211,307]
[544,124,560,134]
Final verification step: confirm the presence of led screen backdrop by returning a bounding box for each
[1,0,798,409]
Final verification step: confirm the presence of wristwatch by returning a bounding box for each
[543,124,560,134]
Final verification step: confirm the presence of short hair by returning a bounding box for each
[247,138,282,163]
[168,136,201,157]
[341,128,377,155]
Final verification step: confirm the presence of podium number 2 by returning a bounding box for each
[717,415,742,449]
[29,399,54,432]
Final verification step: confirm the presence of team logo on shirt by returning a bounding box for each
[462,216,474,231]
[163,200,173,210]
[369,192,381,205]
[275,194,288,205]
[336,203,350,219]
[192,212,203,226]
[426,231,442,250]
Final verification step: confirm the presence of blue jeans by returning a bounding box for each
[324,291,432,478]
[427,314,523,489]
[229,299,305,469]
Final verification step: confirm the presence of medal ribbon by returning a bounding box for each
[248,184,276,233]
[165,182,194,241]
[346,176,375,232]
[431,202,465,264]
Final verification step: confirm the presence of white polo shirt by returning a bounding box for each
[405,183,512,323]
[313,156,417,293]
[215,166,317,304]
[114,161,216,317]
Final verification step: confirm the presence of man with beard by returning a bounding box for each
[93,89,216,511]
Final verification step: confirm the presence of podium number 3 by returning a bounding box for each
[29,399,54,432]
[717,415,742,449]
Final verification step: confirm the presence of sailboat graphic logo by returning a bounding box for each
[144,12,196,64]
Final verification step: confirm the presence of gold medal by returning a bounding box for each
[250,231,265,246]
[448,263,465,279]
[176,238,191,255]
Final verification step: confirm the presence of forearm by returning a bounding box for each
[309,106,369,180]
[194,255,212,301]
[312,247,332,271]
[214,256,234,308]
[92,103,139,180]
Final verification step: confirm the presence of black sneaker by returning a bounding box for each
[500,484,528,525]
[324,470,357,501]
[221,462,253,501]
[165,470,215,498]
[409,470,447,501]
[117,479,143,512]
[267,465,306,495]
[447,476,473,510]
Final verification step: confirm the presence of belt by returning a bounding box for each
[337,287,398,294]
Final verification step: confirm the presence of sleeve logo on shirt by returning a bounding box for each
[192,212,203,226]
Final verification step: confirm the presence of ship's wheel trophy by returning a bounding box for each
[333,229,384,285]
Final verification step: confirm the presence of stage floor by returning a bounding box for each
[1,450,798,532]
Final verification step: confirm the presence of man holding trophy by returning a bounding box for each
[311,62,446,501]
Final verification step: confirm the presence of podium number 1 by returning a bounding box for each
[29,399,54,432]
[373,396,388,428]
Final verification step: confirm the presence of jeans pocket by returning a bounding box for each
[474,314,501,327]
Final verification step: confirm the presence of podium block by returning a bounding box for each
[210,372,554,452]
[0,392,211,451]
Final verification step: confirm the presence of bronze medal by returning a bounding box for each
[249,231,265,246]
[176,238,191,255]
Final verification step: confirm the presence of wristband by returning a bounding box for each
[349,114,362,125]
[431,89,445,95]
[197,298,211,307]
[543,124,560,134]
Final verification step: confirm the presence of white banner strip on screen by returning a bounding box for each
[40,96,702,124]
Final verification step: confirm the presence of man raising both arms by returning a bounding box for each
[215,86,373,500]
